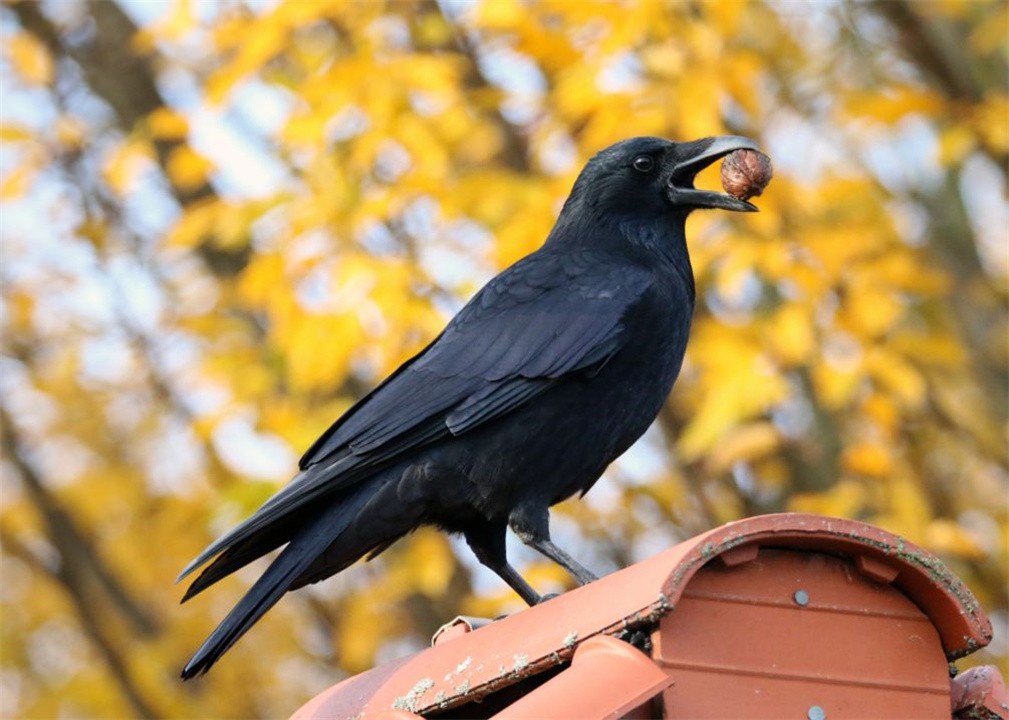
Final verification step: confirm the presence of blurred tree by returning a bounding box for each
[1,0,1005,717]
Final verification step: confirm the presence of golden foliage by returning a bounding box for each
[6,32,53,85]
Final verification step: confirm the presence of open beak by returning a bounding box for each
[666,135,761,212]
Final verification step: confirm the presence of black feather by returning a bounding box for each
[180,485,374,678]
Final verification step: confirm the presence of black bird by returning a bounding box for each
[178,135,761,678]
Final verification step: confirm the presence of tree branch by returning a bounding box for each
[9,0,250,276]
[0,526,164,718]
[0,407,161,638]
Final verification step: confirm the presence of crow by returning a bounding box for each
[178,135,761,678]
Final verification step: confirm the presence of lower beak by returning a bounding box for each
[667,135,762,212]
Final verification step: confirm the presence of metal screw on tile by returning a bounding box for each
[793,589,810,606]
[807,705,826,720]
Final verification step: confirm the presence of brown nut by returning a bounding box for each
[720,149,773,201]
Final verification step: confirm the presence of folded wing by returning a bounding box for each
[178,251,650,586]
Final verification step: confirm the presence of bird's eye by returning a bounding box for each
[632,155,654,173]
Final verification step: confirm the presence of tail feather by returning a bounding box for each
[176,460,358,585]
[288,534,402,592]
[180,519,299,603]
[175,470,317,584]
[180,486,374,679]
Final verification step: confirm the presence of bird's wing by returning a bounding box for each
[304,250,648,463]
[178,251,649,581]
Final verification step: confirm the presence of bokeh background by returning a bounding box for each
[1,1,1007,717]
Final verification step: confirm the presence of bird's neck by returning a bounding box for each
[618,216,695,300]
[547,208,695,300]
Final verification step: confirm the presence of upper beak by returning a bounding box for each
[667,135,762,212]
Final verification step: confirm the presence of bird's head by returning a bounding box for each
[563,135,763,222]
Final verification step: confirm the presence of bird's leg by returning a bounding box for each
[464,523,542,606]
[509,506,599,586]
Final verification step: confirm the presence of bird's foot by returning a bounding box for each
[536,592,561,604]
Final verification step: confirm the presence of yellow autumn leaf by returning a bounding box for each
[803,226,875,281]
[75,219,108,251]
[159,0,196,40]
[415,12,454,47]
[7,34,53,85]
[165,199,218,247]
[864,348,927,408]
[707,422,780,473]
[522,560,573,590]
[926,519,986,559]
[676,70,722,139]
[844,86,944,125]
[707,0,744,36]
[973,93,1009,153]
[812,357,863,410]
[789,479,868,518]
[639,43,686,80]
[496,207,556,268]
[753,457,790,489]
[103,138,155,195]
[0,124,33,143]
[394,116,448,178]
[515,14,577,67]
[130,26,159,55]
[891,332,965,370]
[714,236,760,299]
[639,474,687,512]
[863,253,948,295]
[930,378,1005,455]
[284,313,360,392]
[969,3,1009,53]
[338,594,403,673]
[765,303,815,366]
[679,330,788,459]
[206,20,287,103]
[938,125,976,166]
[282,111,332,146]
[861,393,899,436]
[555,64,605,119]
[148,108,190,140]
[401,530,455,597]
[166,145,212,191]
[841,285,904,339]
[874,474,933,543]
[237,253,284,307]
[0,162,36,200]
[723,52,764,117]
[842,441,894,478]
[460,588,517,620]
[54,117,86,149]
[213,203,255,248]
[5,291,35,333]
